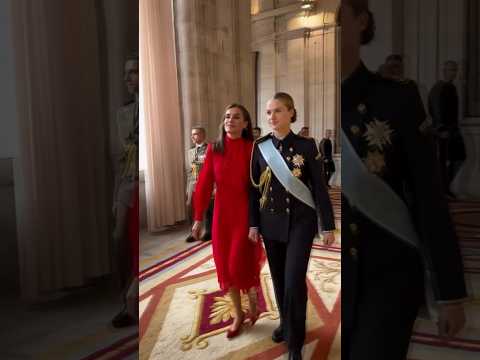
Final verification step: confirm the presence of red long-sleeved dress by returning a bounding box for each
[194,136,265,291]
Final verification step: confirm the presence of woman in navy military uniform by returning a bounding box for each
[340,1,467,359]
[249,92,336,360]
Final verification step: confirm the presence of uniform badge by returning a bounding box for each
[292,168,302,177]
[350,125,361,136]
[363,150,386,174]
[364,119,394,151]
[292,154,305,167]
[357,103,367,114]
[286,156,292,161]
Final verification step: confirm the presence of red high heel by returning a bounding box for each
[226,311,245,339]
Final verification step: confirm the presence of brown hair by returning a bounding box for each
[273,92,297,123]
[213,103,253,153]
[191,126,206,134]
[345,0,375,45]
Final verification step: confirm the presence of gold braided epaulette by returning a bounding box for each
[250,134,273,209]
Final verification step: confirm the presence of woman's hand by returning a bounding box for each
[192,221,202,240]
[248,227,262,243]
[437,302,466,339]
[322,231,336,246]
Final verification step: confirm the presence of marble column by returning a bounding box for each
[174,0,255,148]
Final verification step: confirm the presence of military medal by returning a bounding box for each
[350,125,361,136]
[292,154,305,167]
[364,119,394,151]
[363,150,386,174]
[292,168,302,177]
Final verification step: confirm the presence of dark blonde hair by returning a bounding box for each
[345,0,375,45]
[273,92,297,123]
[213,103,253,153]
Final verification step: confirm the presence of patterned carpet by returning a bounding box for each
[139,240,341,360]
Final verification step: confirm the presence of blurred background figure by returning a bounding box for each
[252,126,262,140]
[185,126,213,242]
[428,60,466,197]
[298,126,310,138]
[319,129,335,188]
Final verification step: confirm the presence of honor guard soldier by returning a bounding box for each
[110,53,139,328]
[185,127,213,242]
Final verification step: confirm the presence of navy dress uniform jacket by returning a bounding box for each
[249,131,335,241]
[342,63,467,359]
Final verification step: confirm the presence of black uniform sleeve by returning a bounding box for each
[325,139,333,158]
[306,138,336,231]
[400,86,467,301]
[319,139,325,157]
[440,84,459,130]
[249,143,261,228]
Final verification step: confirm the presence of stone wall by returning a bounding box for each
[251,0,340,152]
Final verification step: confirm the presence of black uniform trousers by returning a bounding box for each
[263,224,314,352]
[342,212,425,360]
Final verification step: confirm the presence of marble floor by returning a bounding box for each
[140,222,194,271]
[1,280,136,359]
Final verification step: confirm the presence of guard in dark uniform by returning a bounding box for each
[318,129,336,188]
[340,1,467,359]
[249,93,335,360]
[428,60,466,195]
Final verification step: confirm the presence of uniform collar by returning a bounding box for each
[271,130,295,150]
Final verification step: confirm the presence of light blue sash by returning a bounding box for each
[341,129,421,249]
[342,129,447,319]
[258,139,316,210]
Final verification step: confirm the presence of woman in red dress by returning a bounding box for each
[192,103,265,339]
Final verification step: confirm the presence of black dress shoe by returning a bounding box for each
[288,349,302,360]
[185,235,197,243]
[271,325,284,343]
[201,233,212,241]
[111,309,136,328]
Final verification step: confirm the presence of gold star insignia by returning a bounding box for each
[292,168,302,177]
[363,119,394,151]
[292,154,305,167]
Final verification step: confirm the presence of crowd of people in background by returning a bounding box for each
[376,54,466,197]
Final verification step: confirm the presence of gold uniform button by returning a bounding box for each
[286,198,290,203]
[271,197,274,202]
[286,208,290,213]
[350,248,358,258]
[270,208,274,212]
[270,186,273,191]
